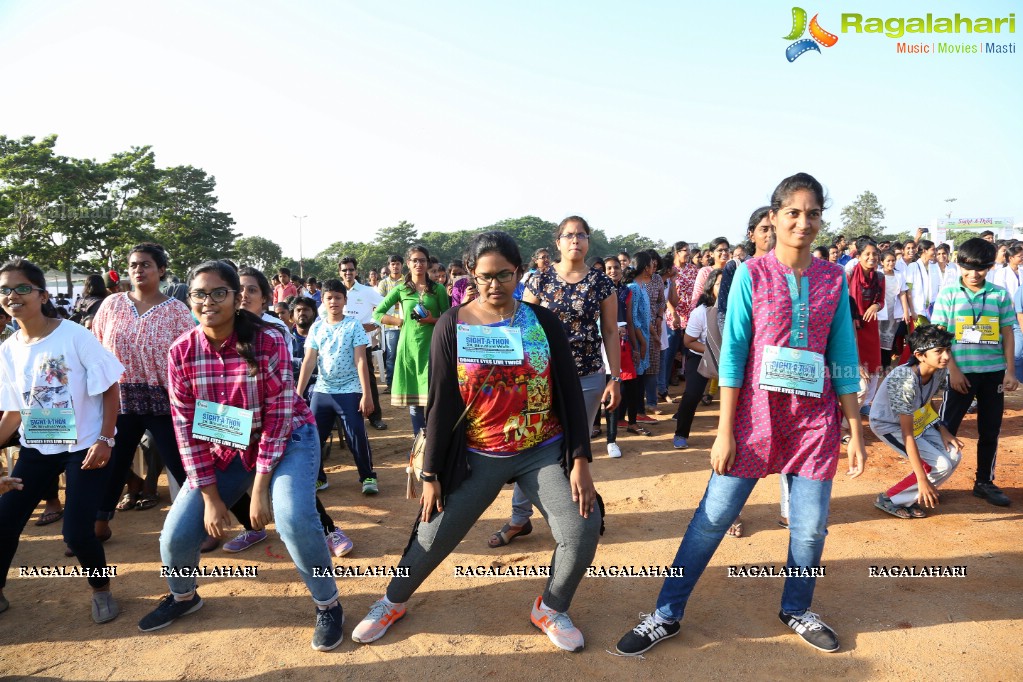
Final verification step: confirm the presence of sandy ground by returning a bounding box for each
[1,384,1021,682]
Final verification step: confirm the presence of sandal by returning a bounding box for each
[35,509,64,526]
[115,492,140,512]
[135,493,160,511]
[700,394,713,406]
[778,518,789,529]
[905,503,927,519]
[874,493,912,519]
[726,518,743,538]
[590,428,601,438]
[626,426,652,436]
[488,519,533,548]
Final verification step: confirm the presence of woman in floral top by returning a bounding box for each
[487,216,620,549]
[91,243,195,543]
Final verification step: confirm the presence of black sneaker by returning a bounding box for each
[779,610,839,652]
[615,613,681,656]
[138,593,204,632]
[312,603,345,651]
[973,482,1010,507]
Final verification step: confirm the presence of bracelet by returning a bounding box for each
[420,472,438,482]
[609,376,621,383]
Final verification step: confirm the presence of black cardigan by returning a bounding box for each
[423,301,593,498]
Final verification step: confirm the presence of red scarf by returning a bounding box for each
[848,263,884,317]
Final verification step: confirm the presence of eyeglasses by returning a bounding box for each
[0,284,46,296]
[409,258,427,265]
[558,232,589,242]
[189,288,235,303]
[473,271,516,286]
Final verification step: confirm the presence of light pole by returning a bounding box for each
[944,197,957,220]
[293,215,307,277]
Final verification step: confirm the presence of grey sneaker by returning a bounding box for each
[91,590,120,624]
[138,593,204,632]
[311,603,345,651]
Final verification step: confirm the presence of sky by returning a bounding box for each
[1,0,1020,260]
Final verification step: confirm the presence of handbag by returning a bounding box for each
[697,305,722,380]
[406,365,496,500]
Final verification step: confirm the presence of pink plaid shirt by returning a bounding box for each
[168,324,314,489]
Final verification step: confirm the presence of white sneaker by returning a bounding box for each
[607,443,622,458]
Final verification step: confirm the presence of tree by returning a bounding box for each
[839,190,886,240]
[150,165,237,270]
[235,236,283,272]
[375,220,418,257]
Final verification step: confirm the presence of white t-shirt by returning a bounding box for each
[0,320,124,454]
[991,265,1021,303]
[878,272,908,321]
[905,259,934,315]
[684,304,708,356]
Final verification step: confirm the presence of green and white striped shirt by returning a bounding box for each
[930,279,1014,374]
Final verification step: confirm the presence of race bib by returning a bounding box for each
[912,402,940,438]
[456,324,524,366]
[21,408,77,445]
[192,400,254,449]
[758,345,825,398]
[954,315,999,345]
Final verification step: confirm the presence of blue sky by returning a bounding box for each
[1,0,1019,258]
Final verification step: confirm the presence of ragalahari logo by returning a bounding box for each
[784,7,839,61]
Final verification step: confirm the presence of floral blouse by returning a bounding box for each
[524,268,614,377]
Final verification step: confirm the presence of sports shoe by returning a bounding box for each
[223,529,268,553]
[91,590,120,624]
[530,596,584,652]
[361,477,379,495]
[967,399,978,413]
[973,481,1010,507]
[607,443,622,458]
[311,603,345,651]
[370,419,388,431]
[615,612,681,656]
[859,404,871,416]
[315,479,330,492]
[636,414,656,423]
[779,609,839,652]
[138,593,204,632]
[351,598,406,643]
[326,529,354,557]
[673,436,688,449]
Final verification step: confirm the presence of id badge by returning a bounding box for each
[955,316,999,345]
[912,403,939,438]
[192,400,254,449]
[758,345,825,398]
[20,408,77,445]
[456,324,524,366]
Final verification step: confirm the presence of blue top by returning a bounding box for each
[628,282,651,375]
[307,316,369,394]
[720,262,860,396]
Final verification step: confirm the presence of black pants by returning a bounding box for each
[98,413,185,520]
[939,370,1004,484]
[617,378,641,425]
[674,351,710,438]
[0,447,113,589]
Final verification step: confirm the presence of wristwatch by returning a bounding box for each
[610,375,621,383]
[96,435,116,447]
[420,472,438,482]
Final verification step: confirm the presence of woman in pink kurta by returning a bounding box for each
[615,173,868,658]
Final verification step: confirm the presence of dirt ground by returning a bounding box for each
[1,384,1021,682]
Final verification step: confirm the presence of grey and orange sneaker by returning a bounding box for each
[351,598,406,643]
[530,596,584,652]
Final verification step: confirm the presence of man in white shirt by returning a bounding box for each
[894,240,914,276]
[332,256,387,430]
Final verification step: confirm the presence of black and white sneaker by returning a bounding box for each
[138,593,204,632]
[312,603,345,651]
[779,609,839,652]
[615,613,681,655]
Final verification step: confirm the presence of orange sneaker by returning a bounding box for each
[530,596,584,652]
[351,598,406,643]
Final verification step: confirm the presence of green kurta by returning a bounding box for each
[373,282,450,407]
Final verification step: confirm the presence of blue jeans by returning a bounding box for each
[409,406,426,437]
[654,472,832,622]
[1014,325,1023,383]
[311,392,375,482]
[159,423,338,605]
[511,372,605,526]
[382,329,400,387]
[658,328,682,395]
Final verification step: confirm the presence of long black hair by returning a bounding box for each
[188,261,270,377]
[237,266,273,310]
[697,268,724,308]
[403,245,439,296]
[0,258,59,318]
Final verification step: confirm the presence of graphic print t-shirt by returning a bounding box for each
[458,305,563,455]
[0,321,124,454]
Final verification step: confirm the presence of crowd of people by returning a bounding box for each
[0,171,1019,657]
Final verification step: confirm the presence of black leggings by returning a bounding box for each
[674,351,709,438]
[617,378,642,425]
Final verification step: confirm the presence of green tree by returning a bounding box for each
[150,165,237,270]
[839,190,886,241]
[375,220,418,257]
[235,235,284,272]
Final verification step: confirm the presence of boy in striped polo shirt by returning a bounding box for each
[930,238,1019,507]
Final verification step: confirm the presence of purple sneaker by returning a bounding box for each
[326,529,354,557]
[223,529,268,553]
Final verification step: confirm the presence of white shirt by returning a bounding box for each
[992,265,1021,303]
[684,305,708,356]
[905,259,934,315]
[930,261,960,295]
[0,320,124,454]
[319,281,383,346]
[877,272,908,321]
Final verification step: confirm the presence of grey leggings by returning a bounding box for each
[387,440,601,613]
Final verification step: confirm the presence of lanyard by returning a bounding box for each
[958,287,988,325]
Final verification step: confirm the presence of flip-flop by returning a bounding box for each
[488,519,533,548]
[627,426,653,436]
[874,493,912,519]
[135,493,160,511]
[35,509,64,526]
[726,518,743,538]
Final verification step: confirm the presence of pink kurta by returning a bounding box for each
[729,254,855,481]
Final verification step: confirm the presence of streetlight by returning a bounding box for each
[292,215,307,277]
[944,197,957,220]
